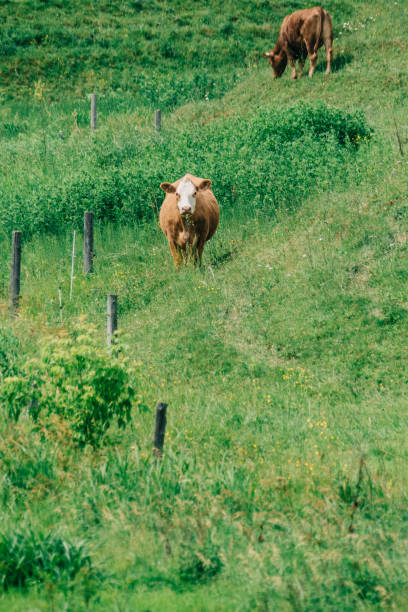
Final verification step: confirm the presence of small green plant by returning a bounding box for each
[0,322,135,447]
[0,527,93,590]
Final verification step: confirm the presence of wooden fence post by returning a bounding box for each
[70,230,76,299]
[107,294,118,346]
[83,211,94,274]
[10,230,22,314]
[155,109,161,132]
[153,402,167,457]
[58,286,63,323]
[90,93,97,130]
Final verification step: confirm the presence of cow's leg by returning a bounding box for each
[187,242,195,264]
[305,41,318,78]
[309,54,318,77]
[297,57,305,79]
[193,243,204,266]
[287,54,297,80]
[168,240,182,268]
[190,241,198,265]
[196,241,205,266]
[325,42,333,74]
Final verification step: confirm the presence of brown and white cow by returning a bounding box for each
[263,6,333,79]
[159,173,219,267]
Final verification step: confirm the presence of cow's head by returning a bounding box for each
[160,178,212,216]
[263,50,287,78]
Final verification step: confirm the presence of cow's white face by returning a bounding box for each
[176,179,197,215]
[159,177,212,215]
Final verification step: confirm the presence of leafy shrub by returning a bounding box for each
[0,103,371,237]
[242,102,372,146]
[0,323,135,447]
[0,528,92,590]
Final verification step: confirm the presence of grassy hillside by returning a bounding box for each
[0,0,352,101]
[1,0,408,610]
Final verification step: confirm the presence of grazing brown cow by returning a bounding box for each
[159,173,219,267]
[263,6,333,79]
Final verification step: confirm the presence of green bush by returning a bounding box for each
[0,103,371,237]
[0,323,135,447]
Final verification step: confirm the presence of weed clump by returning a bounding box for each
[0,322,135,447]
[0,528,93,590]
[177,545,223,587]
[0,327,20,379]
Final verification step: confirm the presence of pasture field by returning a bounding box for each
[0,0,408,610]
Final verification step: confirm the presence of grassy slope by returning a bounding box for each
[1,0,408,610]
[0,0,352,100]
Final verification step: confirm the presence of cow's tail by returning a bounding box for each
[313,6,324,55]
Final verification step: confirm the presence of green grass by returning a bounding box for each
[0,0,353,101]
[1,0,408,609]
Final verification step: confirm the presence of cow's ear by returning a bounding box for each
[160,182,176,193]
[263,51,273,58]
[197,179,212,191]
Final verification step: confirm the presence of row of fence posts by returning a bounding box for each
[88,93,162,133]
[8,211,168,458]
[10,212,96,313]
